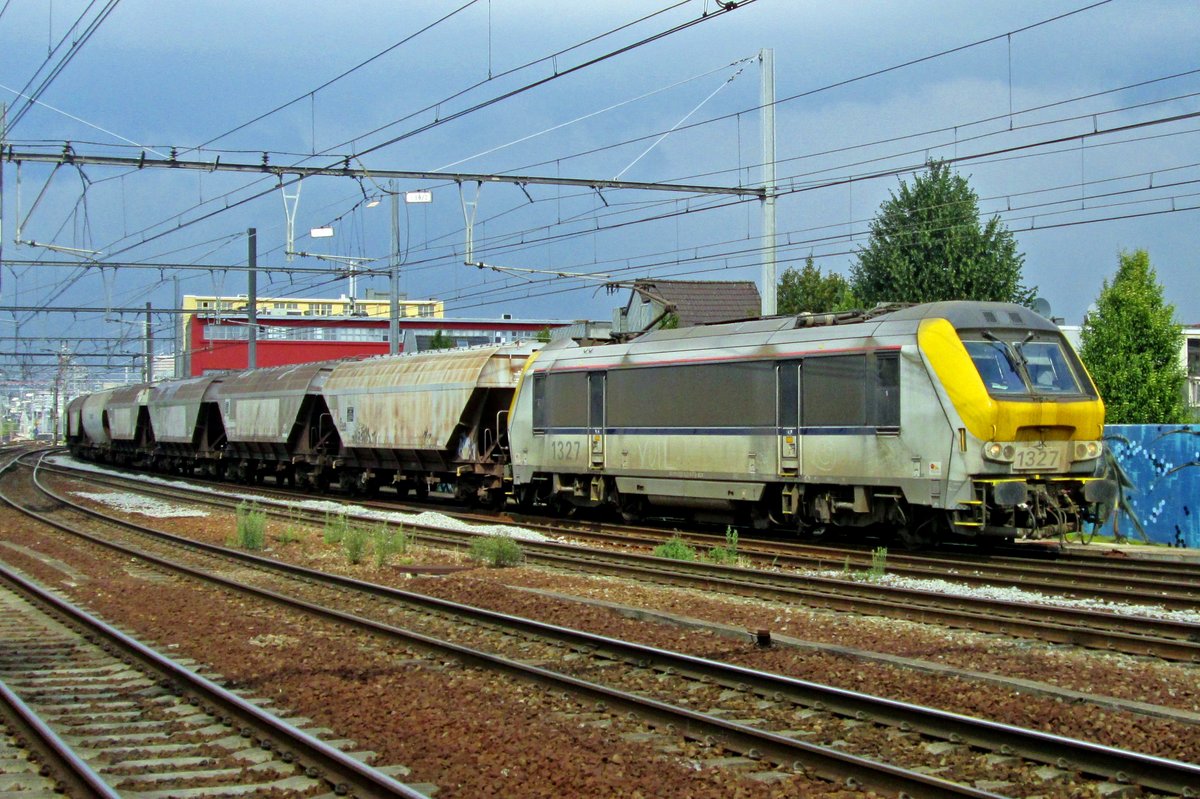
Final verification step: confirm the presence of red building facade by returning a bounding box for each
[186,314,568,376]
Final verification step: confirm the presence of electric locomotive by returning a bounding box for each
[506,301,1113,546]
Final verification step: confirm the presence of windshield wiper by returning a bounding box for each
[982,331,1020,371]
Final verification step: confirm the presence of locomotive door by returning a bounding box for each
[777,360,800,475]
[588,371,605,470]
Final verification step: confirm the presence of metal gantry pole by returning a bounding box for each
[760,47,778,317]
[173,276,182,378]
[389,181,400,355]
[247,228,258,369]
[144,303,153,382]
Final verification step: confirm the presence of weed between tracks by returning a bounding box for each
[233,502,267,550]
[654,527,747,566]
[469,534,523,567]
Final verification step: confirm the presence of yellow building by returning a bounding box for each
[181,293,442,322]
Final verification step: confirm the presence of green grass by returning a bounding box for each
[653,534,697,562]
[323,512,349,544]
[469,534,523,567]
[343,521,369,564]
[868,546,888,580]
[707,527,740,565]
[276,509,307,546]
[373,524,410,567]
[235,501,267,551]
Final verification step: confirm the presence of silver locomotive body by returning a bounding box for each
[508,302,1109,543]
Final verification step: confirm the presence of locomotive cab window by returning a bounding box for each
[1021,342,1084,394]
[963,334,1092,398]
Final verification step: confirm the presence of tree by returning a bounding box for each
[850,159,1034,306]
[1079,249,1186,424]
[777,256,857,314]
[427,330,454,350]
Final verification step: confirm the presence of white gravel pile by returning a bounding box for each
[806,567,1200,625]
[72,490,210,519]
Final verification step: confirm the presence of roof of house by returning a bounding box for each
[629,279,762,327]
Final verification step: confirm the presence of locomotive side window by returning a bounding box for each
[532,374,547,432]
[608,362,774,429]
[588,372,606,430]
[802,355,867,427]
[871,352,901,430]
[532,371,588,432]
[545,371,589,429]
[776,360,799,429]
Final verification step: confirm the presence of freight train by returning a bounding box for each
[66,300,1115,547]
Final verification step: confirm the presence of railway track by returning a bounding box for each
[0,562,429,799]
[40,454,1200,664]
[11,454,1200,797]
[47,452,1200,607]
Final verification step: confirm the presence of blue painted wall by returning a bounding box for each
[1101,424,1200,548]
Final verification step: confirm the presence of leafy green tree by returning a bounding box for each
[657,312,679,330]
[851,159,1034,306]
[777,256,857,314]
[427,330,454,350]
[1079,249,1186,424]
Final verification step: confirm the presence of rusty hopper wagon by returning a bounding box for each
[68,343,540,505]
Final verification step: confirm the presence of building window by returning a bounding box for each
[205,325,249,341]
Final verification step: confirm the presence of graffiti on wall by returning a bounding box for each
[1101,424,1199,548]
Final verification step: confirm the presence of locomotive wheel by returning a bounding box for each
[894,526,932,550]
[618,494,645,523]
[894,513,943,550]
[514,485,536,512]
[796,524,827,541]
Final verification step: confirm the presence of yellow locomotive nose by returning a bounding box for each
[919,315,1110,539]
[918,317,1105,447]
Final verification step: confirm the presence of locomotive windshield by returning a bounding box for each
[962,333,1088,397]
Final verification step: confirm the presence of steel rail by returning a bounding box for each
[524,547,1200,662]
[0,674,120,799]
[40,456,1200,661]
[527,521,1200,604]
[45,453,1199,592]
[24,458,1200,795]
[9,461,1007,798]
[49,454,1200,605]
[0,535,430,797]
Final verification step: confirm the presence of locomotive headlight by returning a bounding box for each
[982,441,1015,462]
[1073,441,1102,461]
